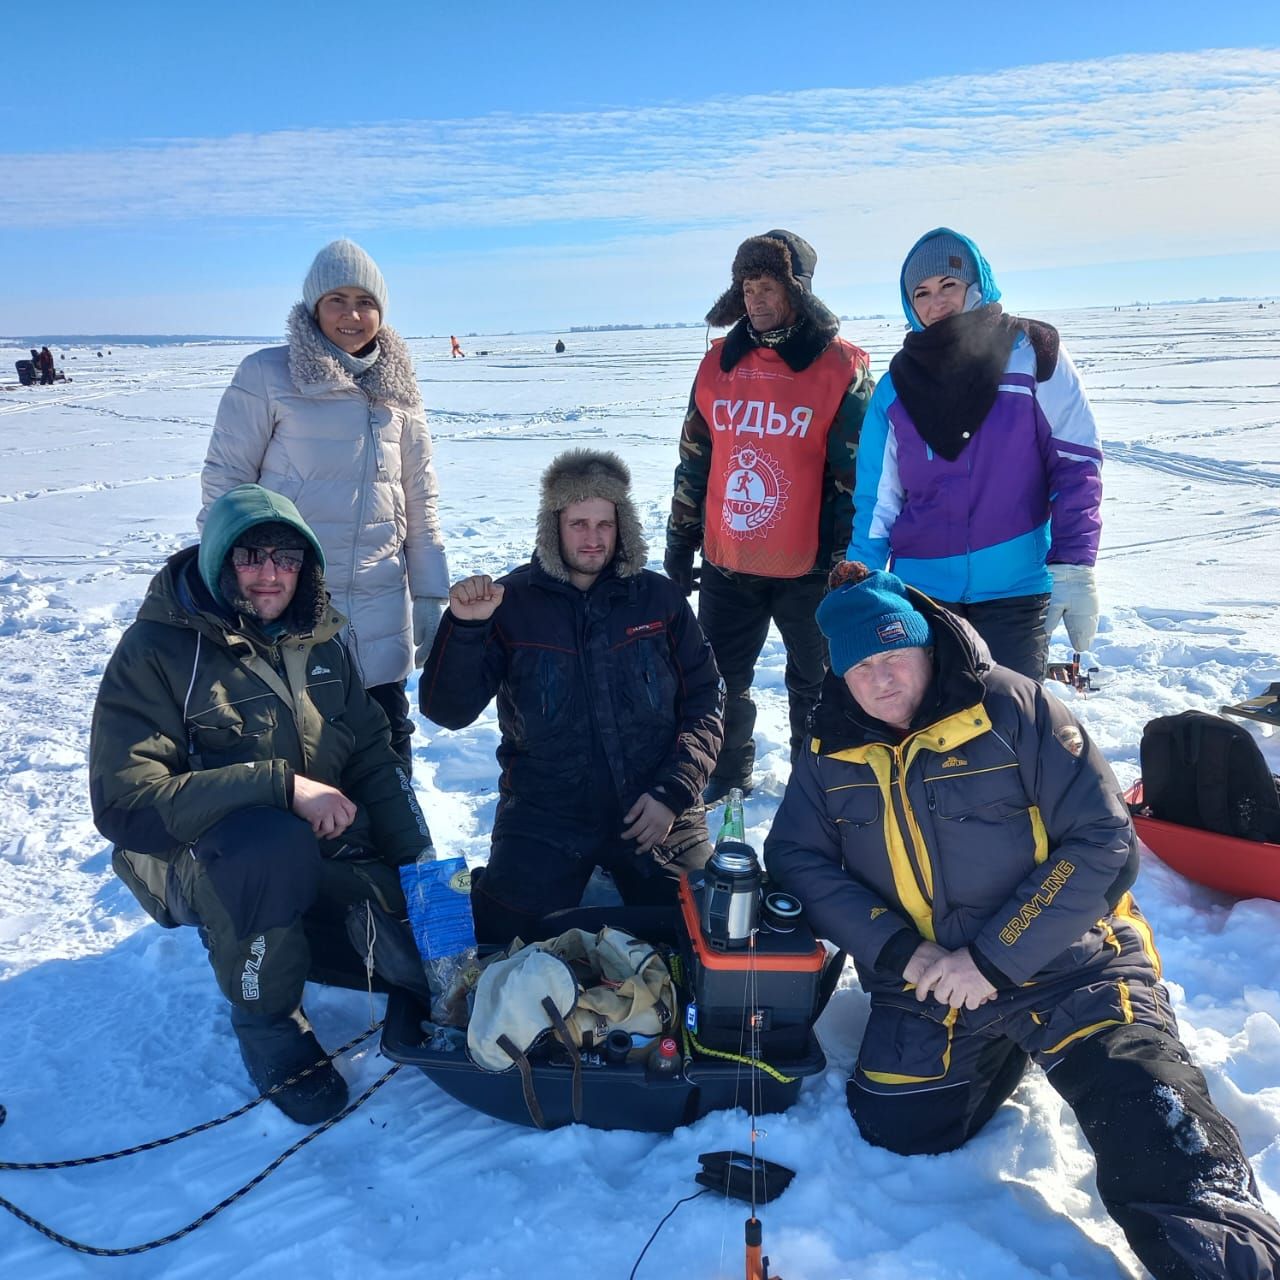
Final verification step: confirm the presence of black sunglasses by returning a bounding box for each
[231,546,305,573]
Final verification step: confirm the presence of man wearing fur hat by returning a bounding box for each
[666,229,873,804]
[764,562,1280,1279]
[200,239,449,774]
[421,449,723,944]
[91,484,438,1126]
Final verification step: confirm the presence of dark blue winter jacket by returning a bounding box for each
[420,558,722,834]
[764,595,1146,995]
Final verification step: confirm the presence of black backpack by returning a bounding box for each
[1140,710,1280,842]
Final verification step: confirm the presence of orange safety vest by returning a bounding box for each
[695,337,864,578]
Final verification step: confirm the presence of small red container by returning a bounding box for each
[1127,782,1280,902]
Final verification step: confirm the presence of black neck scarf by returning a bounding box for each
[719,313,837,373]
[888,304,1025,462]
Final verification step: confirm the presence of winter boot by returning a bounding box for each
[230,1005,348,1125]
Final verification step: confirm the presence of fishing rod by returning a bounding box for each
[743,928,781,1280]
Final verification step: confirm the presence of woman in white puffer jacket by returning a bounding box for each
[199,239,449,772]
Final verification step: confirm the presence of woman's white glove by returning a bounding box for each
[1045,563,1099,653]
[412,596,448,668]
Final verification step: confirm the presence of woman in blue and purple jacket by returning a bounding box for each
[847,229,1101,679]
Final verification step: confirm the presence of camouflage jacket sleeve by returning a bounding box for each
[665,382,710,557]
[817,363,875,571]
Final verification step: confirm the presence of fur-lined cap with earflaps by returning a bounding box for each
[705,229,839,333]
[534,449,648,583]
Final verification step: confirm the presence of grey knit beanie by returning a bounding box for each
[303,239,388,315]
[902,232,978,298]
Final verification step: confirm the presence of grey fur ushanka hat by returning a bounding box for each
[534,449,647,582]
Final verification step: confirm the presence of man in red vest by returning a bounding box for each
[665,230,873,803]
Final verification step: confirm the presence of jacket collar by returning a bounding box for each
[137,546,345,650]
[718,312,840,374]
[809,597,990,755]
[526,554,632,602]
[285,303,422,410]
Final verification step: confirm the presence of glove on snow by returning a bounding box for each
[412,596,448,668]
[1045,563,1099,653]
[663,548,700,597]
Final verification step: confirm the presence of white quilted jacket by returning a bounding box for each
[199,305,449,687]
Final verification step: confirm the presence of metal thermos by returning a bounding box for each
[700,840,762,949]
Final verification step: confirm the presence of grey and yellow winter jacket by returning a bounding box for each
[764,596,1152,997]
[90,542,431,906]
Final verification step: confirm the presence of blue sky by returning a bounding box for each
[5,0,1279,334]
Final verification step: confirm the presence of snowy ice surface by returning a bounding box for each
[1,303,1279,1279]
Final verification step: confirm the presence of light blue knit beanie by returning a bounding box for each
[302,239,387,315]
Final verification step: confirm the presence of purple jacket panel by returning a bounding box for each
[888,373,1052,561]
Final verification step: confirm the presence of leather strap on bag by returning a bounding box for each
[494,999,585,1129]
[497,1033,548,1130]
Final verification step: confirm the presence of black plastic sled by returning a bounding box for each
[380,986,826,1133]
[1221,682,1280,726]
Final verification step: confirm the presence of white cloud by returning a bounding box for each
[5,48,1279,248]
[7,48,1280,330]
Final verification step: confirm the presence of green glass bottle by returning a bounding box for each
[716,786,746,846]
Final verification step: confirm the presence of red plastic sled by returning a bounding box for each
[1126,782,1280,902]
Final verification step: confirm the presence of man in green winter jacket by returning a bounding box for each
[90,484,434,1124]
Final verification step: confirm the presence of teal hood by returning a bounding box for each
[900,227,1001,332]
[198,484,326,608]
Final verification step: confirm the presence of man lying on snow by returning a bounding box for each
[420,448,723,945]
[89,484,434,1125]
[764,561,1280,1279]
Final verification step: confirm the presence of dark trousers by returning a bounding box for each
[471,806,712,946]
[368,678,414,775]
[848,1014,1280,1279]
[697,564,828,781]
[173,807,405,1017]
[933,592,1050,682]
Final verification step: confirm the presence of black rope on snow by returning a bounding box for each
[628,1188,711,1280]
[0,1022,382,1171]
[0,1063,402,1256]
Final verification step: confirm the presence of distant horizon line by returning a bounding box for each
[5,294,1275,345]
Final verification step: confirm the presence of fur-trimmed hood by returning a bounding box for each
[534,449,648,583]
[705,230,841,336]
[286,303,422,410]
